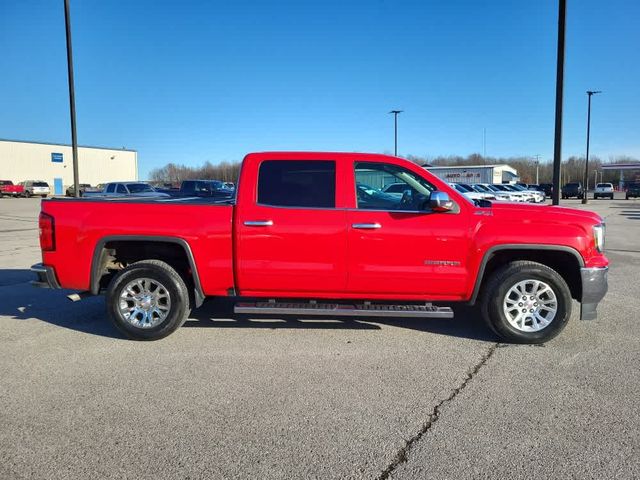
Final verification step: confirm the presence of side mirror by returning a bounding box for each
[429,191,454,212]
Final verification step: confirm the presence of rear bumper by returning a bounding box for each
[30,263,61,289]
[580,266,608,320]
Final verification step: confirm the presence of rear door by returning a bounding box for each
[235,159,348,295]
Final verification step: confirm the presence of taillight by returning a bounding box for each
[39,212,55,251]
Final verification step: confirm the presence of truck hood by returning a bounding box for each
[487,202,603,225]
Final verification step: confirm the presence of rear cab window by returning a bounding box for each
[257,160,336,208]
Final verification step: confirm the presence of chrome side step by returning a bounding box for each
[234,301,453,318]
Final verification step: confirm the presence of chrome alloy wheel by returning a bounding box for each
[502,279,558,332]
[119,278,171,329]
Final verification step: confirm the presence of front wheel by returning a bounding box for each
[481,261,572,344]
[106,260,191,340]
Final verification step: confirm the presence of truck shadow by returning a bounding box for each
[0,269,123,339]
[1,269,496,342]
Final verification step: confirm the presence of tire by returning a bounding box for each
[41,195,47,198]
[106,259,191,340]
[480,260,572,344]
[25,191,31,198]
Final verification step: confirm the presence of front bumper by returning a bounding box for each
[580,266,608,320]
[30,263,61,289]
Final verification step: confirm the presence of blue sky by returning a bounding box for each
[1,0,639,178]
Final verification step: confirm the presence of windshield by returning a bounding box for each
[33,182,49,187]
[0,180,13,186]
[126,183,154,193]
[384,183,410,193]
[503,185,522,192]
[596,183,612,188]
[473,184,491,193]
[457,183,476,192]
[454,183,473,192]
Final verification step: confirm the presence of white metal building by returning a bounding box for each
[424,164,519,184]
[0,139,138,195]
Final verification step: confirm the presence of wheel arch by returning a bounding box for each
[90,235,205,307]
[469,244,584,305]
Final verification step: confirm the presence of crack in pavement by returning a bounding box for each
[376,342,499,480]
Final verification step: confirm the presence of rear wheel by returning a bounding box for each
[106,260,191,340]
[481,261,572,344]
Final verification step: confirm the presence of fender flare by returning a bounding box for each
[90,235,205,307]
[468,244,585,305]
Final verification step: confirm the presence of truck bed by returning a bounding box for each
[41,197,235,295]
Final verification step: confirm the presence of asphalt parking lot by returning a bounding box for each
[1,196,639,479]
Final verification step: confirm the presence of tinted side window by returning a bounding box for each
[116,184,128,194]
[258,160,336,208]
[106,184,116,193]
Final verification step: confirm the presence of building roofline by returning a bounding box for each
[0,138,136,152]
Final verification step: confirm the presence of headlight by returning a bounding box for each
[593,224,605,253]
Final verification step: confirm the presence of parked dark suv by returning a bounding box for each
[561,182,583,199]
[539,183,553,197]
[626,182,640,200]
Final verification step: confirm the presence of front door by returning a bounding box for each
[347,161,471,299]
[235,159,348,295]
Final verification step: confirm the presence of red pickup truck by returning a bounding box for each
[31,152,608,343]
[0,180,25,197]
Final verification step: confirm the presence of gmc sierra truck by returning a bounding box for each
[31,152,608,343]
[0,180,25,197]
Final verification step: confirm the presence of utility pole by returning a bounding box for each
[582,90,602,204]
[551,0,566,205]
[534,154,540,184]
[389,110,403,156]
[64,0,80,198]
[483,128,486,158]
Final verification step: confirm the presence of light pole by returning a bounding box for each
[64,0,80,198]
[551,0,566,205]
[389,110,403,156]
[534,154,540,184]
[582,90,602,204]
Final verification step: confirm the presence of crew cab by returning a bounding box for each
[31,152,609,343]
[0,180,24,197]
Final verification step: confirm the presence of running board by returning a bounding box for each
[234,301,453,318]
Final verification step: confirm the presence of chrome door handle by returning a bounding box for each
[352,223,382,229]
[244,220,273,227]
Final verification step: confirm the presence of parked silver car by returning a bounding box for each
[21,180,51,198]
